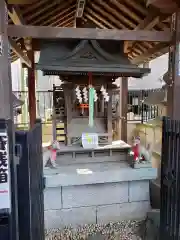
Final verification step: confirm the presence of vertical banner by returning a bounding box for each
[0,130,10,210]
[89,87,94,127]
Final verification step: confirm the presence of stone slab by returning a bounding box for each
[62,182,128,208]
[44,162,157,188]
[129,181,150,202]
[44,206,96,229]
[145,210,160,240]
[44,187,62,210]
[97,201,150,224]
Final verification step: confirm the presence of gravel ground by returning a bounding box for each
[45,220,145,240]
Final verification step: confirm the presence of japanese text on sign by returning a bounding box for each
[0,132,10,209]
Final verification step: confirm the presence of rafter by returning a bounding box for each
[126,7,169,54]
[85,3,155,53]
[131,42,169,64]
[31,1,75,26]
[8,4,25,25]
[90,0,136,29]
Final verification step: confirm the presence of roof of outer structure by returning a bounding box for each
[9,0,173,64]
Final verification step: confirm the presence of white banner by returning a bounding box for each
[0,131,10,210]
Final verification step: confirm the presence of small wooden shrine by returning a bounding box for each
[36,39,150,145]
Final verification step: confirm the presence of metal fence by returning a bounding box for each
[160,117,180,239]
[127,90,159,122]
[112,89,160,123]
[13,91,53,124]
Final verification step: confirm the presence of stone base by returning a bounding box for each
[149,179,160,209]
[44,162,157,229]
[128,155,152,169]
[144,210,160,240]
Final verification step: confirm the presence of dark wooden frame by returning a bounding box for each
[7,25,171,42]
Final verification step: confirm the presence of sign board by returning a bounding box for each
[82,133,98,149]
[0,131,10,210]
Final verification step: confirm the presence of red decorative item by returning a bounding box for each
[47,146,57,162]
[132,144,139,161]
[51,149,57,162]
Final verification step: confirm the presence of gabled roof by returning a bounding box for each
[36,39,150,77]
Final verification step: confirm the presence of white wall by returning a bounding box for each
[128,53,168,90]
[36,71,62,91]
[11,59,21,91]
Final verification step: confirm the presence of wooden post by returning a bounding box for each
[0,2,19,240]
[64,88,72,145]
[27,50,36,128]
[107,87,112,143]
[118,77,128,142]
[100,94,104,117]
[0,2,13,120]
[167,11,180,119]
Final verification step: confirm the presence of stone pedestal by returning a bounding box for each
[44,162,157,229]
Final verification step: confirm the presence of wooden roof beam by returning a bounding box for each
[8,5,32,66]
[131,42,169,64]
[126,8,169,53]
[9,38,31,67]
[146,0,178,13]
[7,25,171,42]
[8,4,25,25]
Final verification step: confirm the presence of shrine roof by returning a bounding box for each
[36,39,150,77]
[8,0,177,64]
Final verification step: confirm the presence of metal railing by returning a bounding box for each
[127,90,159,123]
[112,89,160,123]
[13,91,53,124]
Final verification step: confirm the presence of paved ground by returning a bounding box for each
[45,220,144,240]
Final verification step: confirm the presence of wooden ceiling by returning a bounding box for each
[9,0,172,64]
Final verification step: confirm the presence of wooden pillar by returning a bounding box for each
[118,77,128,142]
[100,94,104,117]
[27,50,36,128]
[0,2,19,240]
[0,2,13,120]
[167,11,180,119]
[107,87,112,143]
[64,88,72,145]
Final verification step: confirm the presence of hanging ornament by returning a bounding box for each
[103,92,108,99]
[83,87,88,103]
[79,97,83,103]
[100,85,105,92]
[75,85,82,103]
[94,89,98,102]
[88,72,94,127]
[105,96,110,102]
[75,85,80,92]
